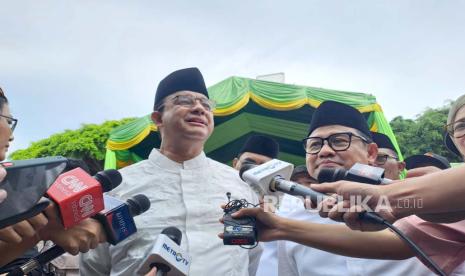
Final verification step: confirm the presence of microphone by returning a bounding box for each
[240,159,327,202]
[317,163,392,185]
[137,227,191,276]
[240,159,385,223]
[7,194,151,276]
[46,168,122,228]
[239,159,294,197]
[94,194,151,245]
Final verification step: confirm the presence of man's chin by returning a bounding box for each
[318,163,343,170]
[183,130,211,141]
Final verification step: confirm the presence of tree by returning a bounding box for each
[10,102,461,174]
[390,102,461,163]
[9,118,135,174]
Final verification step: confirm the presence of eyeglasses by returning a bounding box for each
[445,119,465,138]
[0,114,17,133]
[375,154,399,165]
[302,132,369,154]
[159,94,216,112]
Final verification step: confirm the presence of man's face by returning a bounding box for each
[305,125,378,179]
[152,91,214,143]
[452,105,465,158]
[374,148,404,180]
[233,152,272,170]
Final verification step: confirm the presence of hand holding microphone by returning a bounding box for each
[0,157,120,229]
[219,160,391,241]
[240,159,328,203]
[46,167,122,228]
[35,168,123,252]
[37,202,106,255]
[240,160,388,226]
[39,193,151,254]
[311,179,396,231]
[0,206,49,244]
[0,160,125,270]
[8,194,151,276]
[137,226,190,276]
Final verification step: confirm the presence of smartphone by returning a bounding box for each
[0,156,69,228]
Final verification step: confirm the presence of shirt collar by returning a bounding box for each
[148,148,208,170]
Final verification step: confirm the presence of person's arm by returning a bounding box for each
[0,212,49,266]
[0,214,48,244]
[220,207,413,260]
[310,165,465,230]
[277,217,412,259]
[386,165,465,218]
[38,203,106,255]
[0,234,41,266]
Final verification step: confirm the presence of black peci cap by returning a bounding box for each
[238,135,279,159]
[307,101,371,139]
[154,67,208,109]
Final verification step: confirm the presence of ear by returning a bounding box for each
[151,111,163,128]
[366,143,378,165]
[398,161,406,171]
[232,157,239,169]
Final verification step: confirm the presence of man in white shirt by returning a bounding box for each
[255,101,433,275]
[80,67,259,276]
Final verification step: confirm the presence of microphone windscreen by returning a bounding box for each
[127,194,151,217]
[317,167,346,183]
[239,159,258,180]
[161,226,182,245]
[94,169,122,192]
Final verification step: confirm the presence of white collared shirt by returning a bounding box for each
[80,149,260,276]
[260,194,435,276]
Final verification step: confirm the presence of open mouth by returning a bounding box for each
[185,117,207,126]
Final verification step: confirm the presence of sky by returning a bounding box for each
[1,1,465,155]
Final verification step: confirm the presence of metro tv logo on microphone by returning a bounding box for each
[162,243,190,266]
[47,168,104,228]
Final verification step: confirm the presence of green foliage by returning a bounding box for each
[9,102,462,174]
[9,118,135,174]
[390,103,461,163]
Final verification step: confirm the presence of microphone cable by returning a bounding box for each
[360,212,446,276]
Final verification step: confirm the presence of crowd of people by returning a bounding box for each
[0,68,464,275]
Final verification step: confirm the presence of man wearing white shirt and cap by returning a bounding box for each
[80,67,260,275]
[265,101,433,275]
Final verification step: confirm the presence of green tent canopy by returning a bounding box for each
[105,76,401,169]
